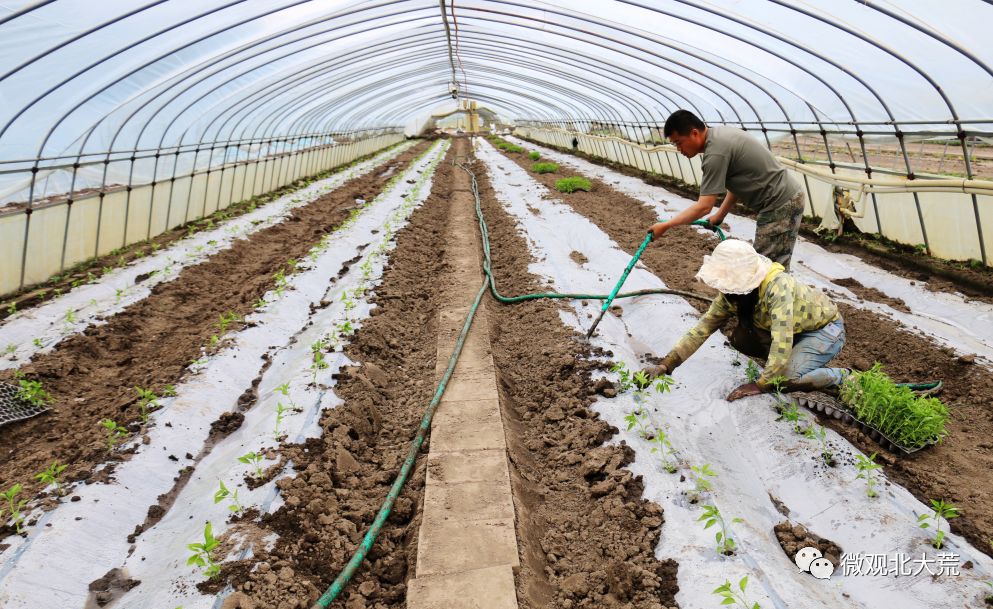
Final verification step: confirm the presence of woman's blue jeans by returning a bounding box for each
[784,317,847,390]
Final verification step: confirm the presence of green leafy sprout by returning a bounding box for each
[15,374,52,408]
[713,576,761,609]
[698,503,744,555]
[34,460,68,495]
[691,463,717,493]
[917,498,960,549]
[102,419,129,452]
[274,402,289,439]
[854,452,882,498]
[2,483,28,534]
[311,338,330,382]
[213,480,243,514]
[745,359,760,384]
[187,521,221,578]
[528,151,540,160]
[216,311,240,334]
[238,452,264,479]
[135,386,160,424]
[531,162,560,174]
[650,427,678,473]
[555,177,593,193]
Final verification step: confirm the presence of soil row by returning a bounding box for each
[219,145,458,608]
[0,141,430,511]
[489,141,993,560]
[467,145,680,608]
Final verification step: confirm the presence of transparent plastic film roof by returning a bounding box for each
[0,1,991,227]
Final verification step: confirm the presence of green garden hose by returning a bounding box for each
[311,156,720,607]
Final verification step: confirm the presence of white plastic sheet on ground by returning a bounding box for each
[0,141,413,372]
[0,140,448,609]
[477,137,993,609]
[508,135,993,368]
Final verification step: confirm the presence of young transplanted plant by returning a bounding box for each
[213,480,244,514]
[134,386,159,423]
[917,499,960,549]
[102,419,129,452]
[713,576,762,609]
[2,483,28,534]
[650,427,678,473]
[698,503,744,555]
[238,452,264,479]
[187,521,221,578]
[854,452,882,498]
[14,372,52,408]
[35,460,68,495]
[691,463,717,493]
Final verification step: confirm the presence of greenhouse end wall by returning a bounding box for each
[515,126,993,267]
[0,133,404,297]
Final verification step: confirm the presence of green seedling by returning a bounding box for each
[187,521,221,578]
[5,301,15,315]
[840,364,949,450]
[274,402,289,439]
[713,576,761,609]
[624,408,651,439]
[87,272,97,283]
[213,480,243,514]
[745,359,760,383]
[102,266,113,274]
[32,338,43,348]
[691,464,717,493]
[115,287,126,303]
[190,356,208,368]
[16,376,52,408]
[102,419,129,452]
[216,311,240,334]
[2,484,27,534]
[531,162,560,174]
[35,460,68,495]
[209,334,220,347]
[918,498,960,549]
[135,386,160,423]
[273,268,287,288]
[117,255,126,267]
[4,343,16,356]
[53,288,62,297]
[311,339,330,382]
[274,382,290,397]
[698,503,744,555]
[163,384,177,397]
[814,425,835,466]
[89,298,98,307]
[554,177,593,193]
[650,427,677,473]
[337,320,354,336]
[254,297,267,310]
[71,279,82,288]
[528,151,541,161]
[65,309,76,324]
[777,402,806,434]
[238,452,264,479]
[854,452,882,498]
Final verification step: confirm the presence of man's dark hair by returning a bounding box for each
[663,110,706,137]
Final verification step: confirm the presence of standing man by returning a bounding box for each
[649,110,806,269]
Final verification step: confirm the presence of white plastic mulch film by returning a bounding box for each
[1,0,992,289]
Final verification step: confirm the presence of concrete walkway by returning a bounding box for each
[407,146,520,609]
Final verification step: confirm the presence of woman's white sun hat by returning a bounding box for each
[695,239,774,295]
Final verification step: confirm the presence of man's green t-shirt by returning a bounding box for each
[699,126,802,213]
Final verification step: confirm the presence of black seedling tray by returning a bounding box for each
[791,391,939,456]
[0,381,50,429]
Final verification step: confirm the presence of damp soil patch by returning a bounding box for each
[471,154,680,609]
[0,142,430,500]
[489,142,993,559]
[831,277,911,313]
[217,145,458,608]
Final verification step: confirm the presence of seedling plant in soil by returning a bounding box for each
[2,483,28,534]
[102,419,129,452]
[918,499,960,549]
[813,425,836,467]
[14,371,52,408]
[713,575,762,609]
[35,460,68,495]
[855,452,882,498]
[698,503,744,555]
[214,480,244,515]
[555,176,593,193]
[239,452,264,479]
[187,521,221,578]
[745,359,760,383]
[691,463,717,494]
[135,386,160,424]
[650,427,678,473]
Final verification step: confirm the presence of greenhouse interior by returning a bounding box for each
[2,1,993,608]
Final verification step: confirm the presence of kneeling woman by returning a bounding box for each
[651,239,848,401]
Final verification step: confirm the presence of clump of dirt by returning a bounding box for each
[773,521,843,567]
[569,250,589,265]
[0,143,430,501]
[489,142,993,559]
[832,277,911,313]
[471,155,680,608]
[85,567,140,608]
[219,147,458,608]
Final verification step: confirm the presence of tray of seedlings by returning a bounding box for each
[792,364,949,456]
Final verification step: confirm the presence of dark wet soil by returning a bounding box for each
[492,141,993,560]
